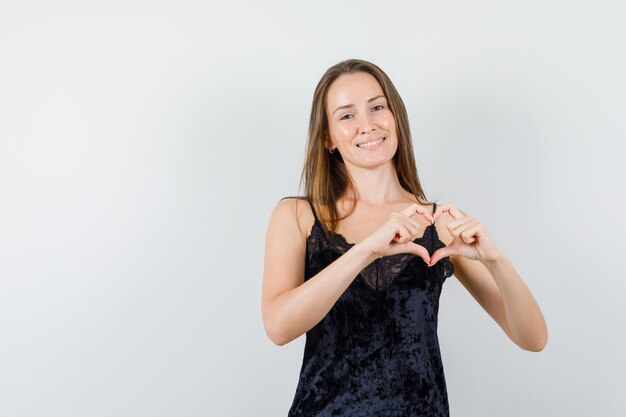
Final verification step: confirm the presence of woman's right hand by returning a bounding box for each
[360,203,434,264]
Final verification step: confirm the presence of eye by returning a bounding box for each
[340,113,354,120]
[372,104,384,111]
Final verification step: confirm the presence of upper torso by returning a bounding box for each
[286,196,455,417]
[295,194,439,247]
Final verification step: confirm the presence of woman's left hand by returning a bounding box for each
[428,203,503,267]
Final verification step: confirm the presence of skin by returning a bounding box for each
[262,71,548,352]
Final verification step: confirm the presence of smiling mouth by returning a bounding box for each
[357,137,385,148]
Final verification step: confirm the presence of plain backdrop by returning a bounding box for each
[1,1,625,416]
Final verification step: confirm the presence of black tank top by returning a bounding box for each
[286,197,455,417]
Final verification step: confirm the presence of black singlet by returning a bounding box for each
[286,197,455,417]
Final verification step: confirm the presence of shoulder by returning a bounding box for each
[272,196,317,242]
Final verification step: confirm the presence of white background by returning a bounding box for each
[1,1,625,416]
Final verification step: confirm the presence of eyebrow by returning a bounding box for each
[331,95,386,115]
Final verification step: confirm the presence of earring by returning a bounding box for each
[329,147,335,154]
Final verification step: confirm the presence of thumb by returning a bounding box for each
[402,241,431,265]
[428,246,455,267]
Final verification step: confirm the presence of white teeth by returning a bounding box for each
[357,138,384,148]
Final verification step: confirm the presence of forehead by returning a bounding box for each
[326,72,384,108]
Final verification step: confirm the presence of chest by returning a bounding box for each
[335,215,390,244]
[335,214,432,246]
[331,200,435,245]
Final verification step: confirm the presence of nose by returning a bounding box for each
[360,113,375,134]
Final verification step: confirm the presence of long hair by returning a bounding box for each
[294,59,433,239]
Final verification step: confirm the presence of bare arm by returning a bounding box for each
[434,208,548,352]
[261,199,377,346]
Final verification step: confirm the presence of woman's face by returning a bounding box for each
[325,71,398,169]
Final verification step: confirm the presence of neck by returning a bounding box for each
[343,160,410,206]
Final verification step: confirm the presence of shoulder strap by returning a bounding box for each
[279,196,319,222]
[306,197,319,222]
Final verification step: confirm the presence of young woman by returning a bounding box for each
[261,59,547,416]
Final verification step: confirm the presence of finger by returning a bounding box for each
[401,203,434,223]
[447,216,475,233]
[428,246,456,267]
[457,221,484,244]
[390,221,412,244]
[446,217,475,242]
[433,203,465,222]
[450,218,480,243]
[392,214,425,242]
[396,224,421,243]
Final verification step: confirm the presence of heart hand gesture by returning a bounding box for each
[428,204,503,267]
[361,203,436,265]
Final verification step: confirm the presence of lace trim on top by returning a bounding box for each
[306,217,454,291]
